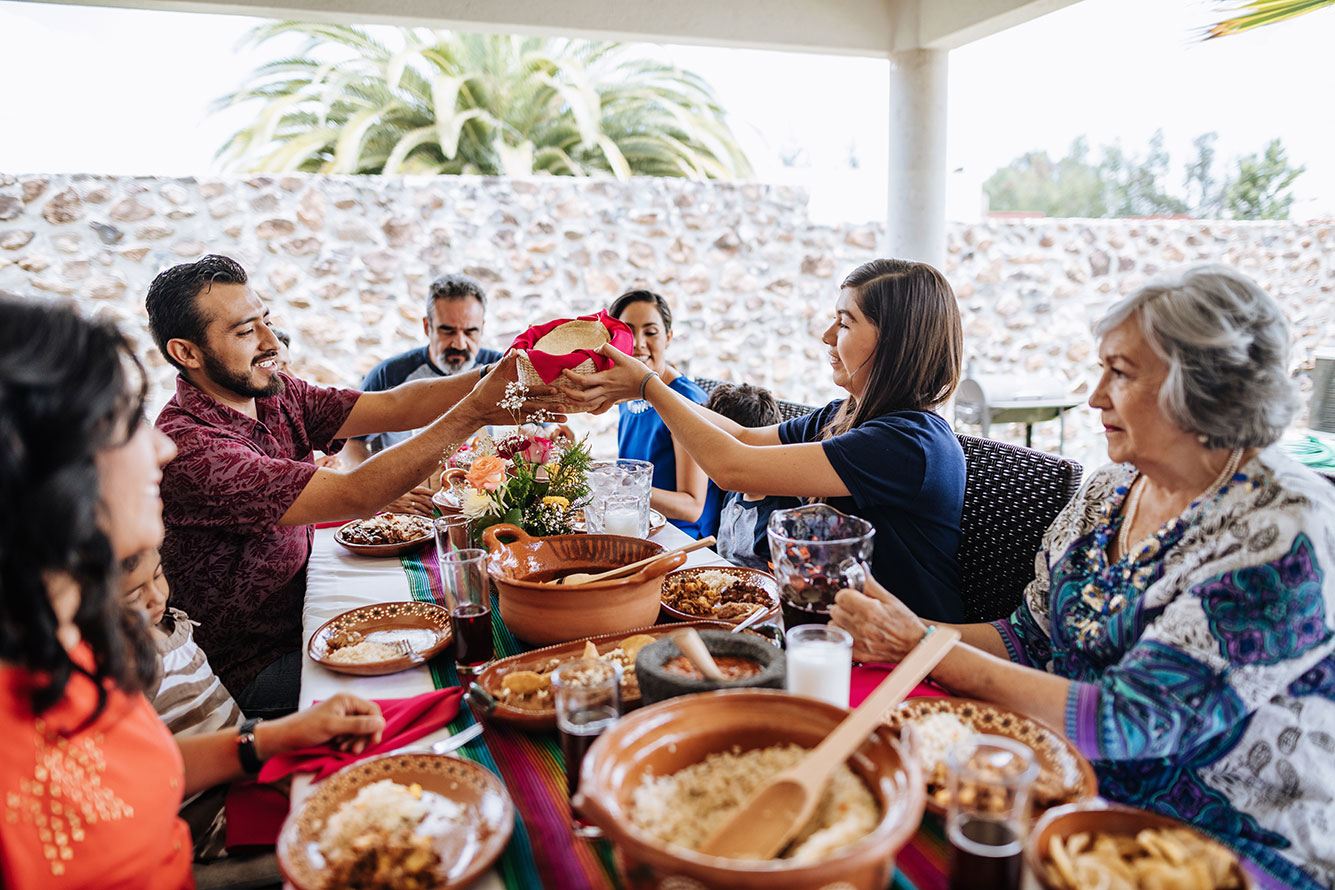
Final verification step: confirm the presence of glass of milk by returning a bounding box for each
[784,624,853,707]
[584,459,653,537]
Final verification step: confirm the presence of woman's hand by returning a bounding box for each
[255,693,386,759]
[829,576,929,663]
[558,343,651,412]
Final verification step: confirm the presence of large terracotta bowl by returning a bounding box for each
[1025,801,1255,890]
[482,523,685,645]
[573,689,925,890]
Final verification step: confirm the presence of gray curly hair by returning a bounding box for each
[1094,265,1298,450]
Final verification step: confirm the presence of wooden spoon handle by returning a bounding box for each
[810,626,960,764]
[672,628,726,680]
[582,536,716,583]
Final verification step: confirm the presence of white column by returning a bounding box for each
[886,47,948,270]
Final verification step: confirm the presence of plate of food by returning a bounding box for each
[309,602,452,676]
[471,620,736,730]
[277,753,514,890]
[882,697,1097,814]
[659,566,781,624]
[1026,801,1253,890]
[569,508,667,536]
[335,513,435,557]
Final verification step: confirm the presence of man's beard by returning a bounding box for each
[202,348,285,399]
[437,348,474,375]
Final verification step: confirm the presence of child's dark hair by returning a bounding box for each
[705,383,782,428]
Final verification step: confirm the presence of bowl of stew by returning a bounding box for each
[634,629,785,705]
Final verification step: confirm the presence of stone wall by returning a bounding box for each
[2,172,1332,472]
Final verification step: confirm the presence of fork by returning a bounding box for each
[385,721,485,758]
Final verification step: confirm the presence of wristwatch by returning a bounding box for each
[236,717,264,774]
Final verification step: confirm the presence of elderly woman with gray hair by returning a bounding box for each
[831,265,1335,889]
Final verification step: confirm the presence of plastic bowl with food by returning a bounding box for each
[1025,801,1254,890]
[482,523,685,645]
[573,689,925,890]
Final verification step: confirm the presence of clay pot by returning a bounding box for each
[482,523,685,645]
[635,629,785,705]
[573,689,925,890]
[1026,801,1255,890]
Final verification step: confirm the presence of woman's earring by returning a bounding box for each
[1197,434,1209,445]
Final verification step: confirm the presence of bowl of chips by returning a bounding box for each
[1025,801,1253,890]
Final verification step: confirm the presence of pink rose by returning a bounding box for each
[523,436,554,464]
[465,455,507,492]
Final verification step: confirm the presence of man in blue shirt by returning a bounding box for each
[341,274,503,514]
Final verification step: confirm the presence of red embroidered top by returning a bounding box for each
[0,643,193,889]
[156,373,360,693]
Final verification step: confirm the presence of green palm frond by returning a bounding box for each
[215,22,751,179]
[1206,0,1335,37]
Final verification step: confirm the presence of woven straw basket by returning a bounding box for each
[517,319,610,403]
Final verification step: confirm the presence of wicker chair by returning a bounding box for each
[954,434,1082,622]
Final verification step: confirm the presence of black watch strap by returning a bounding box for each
[236,717,263,774]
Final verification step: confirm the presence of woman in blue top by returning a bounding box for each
[610,290,721,538]
[568,260,966,621]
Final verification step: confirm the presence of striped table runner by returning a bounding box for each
[401,550,949,890]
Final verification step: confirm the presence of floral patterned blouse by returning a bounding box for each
[993,448,1335,890]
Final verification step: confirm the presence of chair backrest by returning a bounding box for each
[955,433,1082,622]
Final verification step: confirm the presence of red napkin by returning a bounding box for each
[224,780,289,850]
[849,663,950,708]
[508,310,633,383]
[258,687,464,784]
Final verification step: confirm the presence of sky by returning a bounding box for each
[1,0,1333,223]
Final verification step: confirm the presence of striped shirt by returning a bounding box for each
[149,607,243,860]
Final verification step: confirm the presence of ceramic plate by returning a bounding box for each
[308,601,452,676]
[659,566,781,625]
[569,508,666,535]
[882,697,1097,813]
[472,619,738,730]
[334,513,435,557]
[277,753,514,890]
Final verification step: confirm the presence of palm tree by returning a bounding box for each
[1206,0,1335,38]
[214,23,753,179]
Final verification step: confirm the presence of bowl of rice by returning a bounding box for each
[573,689,924,890]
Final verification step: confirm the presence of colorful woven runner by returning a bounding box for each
[401,550,949,890]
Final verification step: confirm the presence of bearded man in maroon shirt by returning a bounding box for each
[146,255,553,717]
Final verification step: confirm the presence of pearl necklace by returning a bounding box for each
[1116,446,1245,561]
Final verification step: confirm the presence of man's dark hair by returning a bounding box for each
[426,273,487,317]
[705,383,782,428]
[271,328,291,348]
[145,255,248,371]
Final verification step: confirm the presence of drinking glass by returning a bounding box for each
[584,459,653,537]
[552,658,622,838]
[767,504,875,628]
[438,548,493,679]
[784,624,853,707]
[944,734,1038,890]
[433,515,471,555]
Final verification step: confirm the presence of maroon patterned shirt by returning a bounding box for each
[156,374,360,694]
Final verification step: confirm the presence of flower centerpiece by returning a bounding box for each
[455,381,593,542]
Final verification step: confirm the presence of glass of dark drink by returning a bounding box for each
[944,734,1038,890]
[438,547,493,680]
[552,658,622,839]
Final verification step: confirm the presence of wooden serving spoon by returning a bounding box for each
[557,536,716,586]
[697,625,961,861]
[671,627,726,680]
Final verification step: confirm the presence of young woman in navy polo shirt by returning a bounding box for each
[567,260,966,622]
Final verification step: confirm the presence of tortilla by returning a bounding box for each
[532,319,610,356]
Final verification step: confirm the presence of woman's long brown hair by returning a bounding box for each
[822,259,963,439]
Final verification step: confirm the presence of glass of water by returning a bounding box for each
[584,459,653,537]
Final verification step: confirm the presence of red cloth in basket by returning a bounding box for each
[508,310,633,383]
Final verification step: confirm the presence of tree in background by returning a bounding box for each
[1207,0,1335,37]
[983,130,1305,220]
[214,23,752,179]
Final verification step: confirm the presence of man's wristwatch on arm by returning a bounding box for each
[236,717,264,774]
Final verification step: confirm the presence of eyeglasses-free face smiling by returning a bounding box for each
[821,288,878,400]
